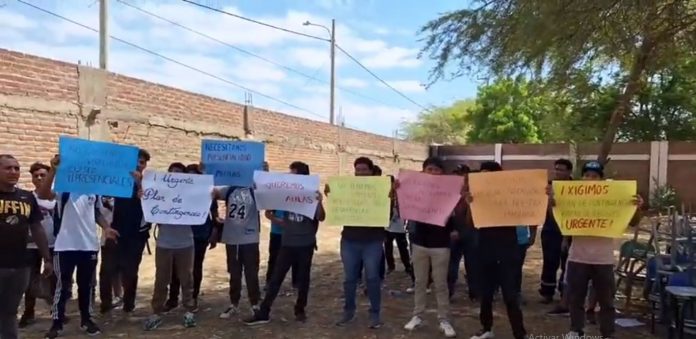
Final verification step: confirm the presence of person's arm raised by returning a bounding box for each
[37,155,59,200]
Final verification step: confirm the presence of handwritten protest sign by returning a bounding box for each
[468,169,548,228]
[326,176,391,227]
[552,180,637,238]
[140,170,214,225]
[396,170,463,226]
[253,171,320,219]
[201,140,265,186]
[55,136,138,198]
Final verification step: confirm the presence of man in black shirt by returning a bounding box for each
[403,157,459,338]
[333,157,386,329]
[470,161,527,339]
[0,154,53,339]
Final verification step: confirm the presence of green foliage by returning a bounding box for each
[649,178,680,212]
[401,100,474,144]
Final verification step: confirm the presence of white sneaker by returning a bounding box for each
[406,286,415,293]
[470,330,494,339]
[251,305,260,316]
[219,305,239,319]
[439,320,456,338]
[565,332,582,339]
[404,316,423,331]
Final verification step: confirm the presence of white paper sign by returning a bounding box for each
[141,170,214,225]
[253,171,320,219]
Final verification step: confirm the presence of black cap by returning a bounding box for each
[582,161,604,178]
[455,164,470,174]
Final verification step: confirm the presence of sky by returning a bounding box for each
[0,0,480,136]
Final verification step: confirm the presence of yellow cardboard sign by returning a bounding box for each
[326,176,391,227]
[552,180,637,238]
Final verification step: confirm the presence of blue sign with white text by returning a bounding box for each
[201,139,265,187]
[55,136,139,198]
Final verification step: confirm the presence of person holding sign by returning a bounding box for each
[469,161,527,339]
[244,161,325,325]
[555,161,643,339]
[332,157,387,329]
[402,157,460,338]
[38,155,119,339]
[384,175,412,277]
[0,155,53,339]
[211,171,263,319]
[107,149,152,314]
[143,163,199,331]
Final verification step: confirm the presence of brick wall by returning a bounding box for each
[0,49,428,187]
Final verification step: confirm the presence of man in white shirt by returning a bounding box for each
[37,155,118,339]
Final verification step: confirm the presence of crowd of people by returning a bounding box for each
[0,150,644,339]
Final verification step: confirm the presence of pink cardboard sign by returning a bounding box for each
[396,169,464,226]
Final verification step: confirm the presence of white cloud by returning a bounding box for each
[1,1,426,136]
[383,80,425,93]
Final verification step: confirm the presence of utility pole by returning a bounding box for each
[99,0,109,70]
[329,19,336,125]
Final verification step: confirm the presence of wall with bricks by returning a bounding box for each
[0,49,428,188]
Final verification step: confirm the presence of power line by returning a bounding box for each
[16,0,327,121]
[117,0,395,108]
[180,0,327,42]
[335,45,431,112]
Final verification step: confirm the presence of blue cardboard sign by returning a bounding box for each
[54,136,139,198]
[201,139,265,187]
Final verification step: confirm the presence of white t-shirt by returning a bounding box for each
[27,192,57,249]
[98,197,115,246]
[54,194,101,252]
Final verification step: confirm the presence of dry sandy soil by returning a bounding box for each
[20,222,661,339]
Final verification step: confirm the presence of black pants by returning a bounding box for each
[566,261,615,337]
[260,245,314,316]
[99,241,119,311]
[266,233,297,287]
[479,245,526,339]
[170,238,209,303]
[539,232,565,298]
[384,232,411,272]
[117,233,148,312]
[516,245,529,294]
[52,251,98,325]
[225,244,261,306]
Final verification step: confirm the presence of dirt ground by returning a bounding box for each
[20,222,661,339]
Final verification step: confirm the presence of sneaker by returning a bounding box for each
[219,305,239,319]
[80,319,102,336]
[113,296,124,308]
[368,317,383,329]
[427,288,432,294]
[470,329,495,339]
[406,286,415,293]
[295,310,307,323]
[44,324,63,339]
[404,316,423,331]
[18,313,34,328]
[335,312,355,327]
[243,310,270,326]
[439,320,456,338]
[183,312,196,328]
[565,332,583,339]
[143,315,163,331]
[547,305,570,316]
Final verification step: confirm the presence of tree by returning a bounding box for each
[465,77,561,143]
[419,0,696,163]
[401,99,474,144]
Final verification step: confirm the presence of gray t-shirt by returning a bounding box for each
[387,206,405,233]
[281,212,318,247]
[156,224,194,249]
[220,186,260,245]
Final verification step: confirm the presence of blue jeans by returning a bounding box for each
[341,238,383,319]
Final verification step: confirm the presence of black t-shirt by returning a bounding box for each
[341,226,385,242]
[411,217,455,248]
[0,188,42,268]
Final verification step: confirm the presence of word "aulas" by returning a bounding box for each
[560,184,610,196]
[564,218,612,230]
[285,195,314,204]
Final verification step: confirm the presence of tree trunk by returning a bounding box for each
[597,42,652,164]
